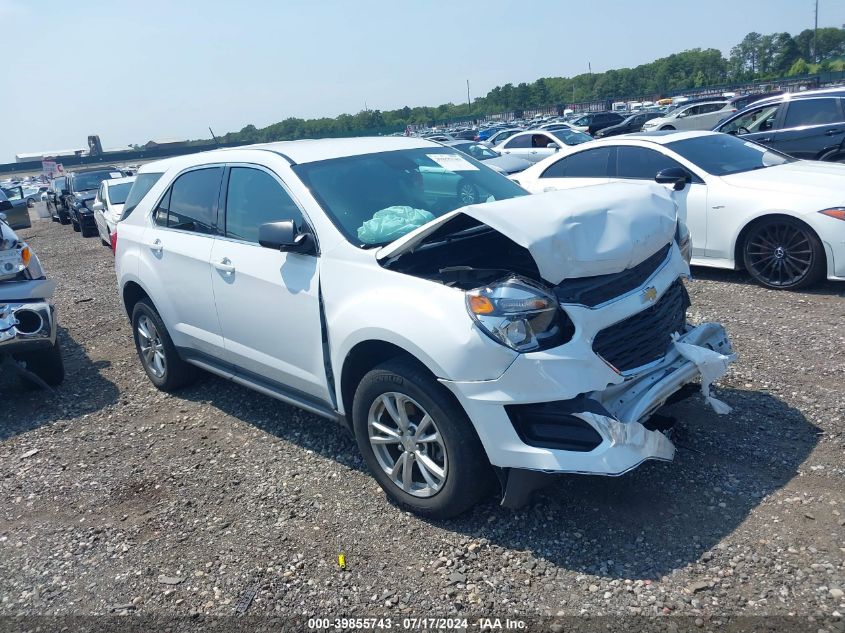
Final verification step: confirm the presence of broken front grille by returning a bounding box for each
[593,279,689,373]
[554,243,671,307]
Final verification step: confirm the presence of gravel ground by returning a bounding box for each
[1,209,844,629]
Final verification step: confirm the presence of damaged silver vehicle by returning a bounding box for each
[116,138,734,518]
[0,205,64,388]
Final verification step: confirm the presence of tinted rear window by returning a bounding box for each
[783,98,843,128]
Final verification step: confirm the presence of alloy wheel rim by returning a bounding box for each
[137,315,166,378]
[459,184,476,205]
[745,223,813,287]
[367,392,448,498]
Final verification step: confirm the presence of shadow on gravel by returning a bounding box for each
[690,266,845,297]
[439,387,819,580]
[0,326,119,438]
[173,374,817,581]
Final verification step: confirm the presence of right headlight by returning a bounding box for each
[466,277,573,353]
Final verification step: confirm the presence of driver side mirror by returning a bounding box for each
[258,220,316,254]
[92,201,104,212]
[546,143,560,150]
[655,167,692,191]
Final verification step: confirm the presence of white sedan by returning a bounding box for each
[514,131,845,289]
[92,176,135,248]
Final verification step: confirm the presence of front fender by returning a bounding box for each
[320,255,518,400]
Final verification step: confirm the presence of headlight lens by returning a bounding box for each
[466,277,572,352]
[675,220,692,263]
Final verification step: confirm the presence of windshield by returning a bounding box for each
[550,129,592,146]
[293,148,527,247]
[666,134,795,176]
[73,170,121,192]
[107,182,134,204]
[452,143,499,160]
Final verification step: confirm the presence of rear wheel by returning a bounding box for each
[352,358,492,518]
[742,217,825,290]
[131,299,196,391]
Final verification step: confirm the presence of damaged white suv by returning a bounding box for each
[115,138,734,518]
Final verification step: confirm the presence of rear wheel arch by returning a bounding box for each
[121,281,152,319]
[819,148,845,163]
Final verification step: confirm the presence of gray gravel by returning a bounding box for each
[1,210,844,627]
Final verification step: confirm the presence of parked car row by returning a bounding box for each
[45,167,134,245]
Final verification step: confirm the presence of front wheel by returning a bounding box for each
[16,340,64,387]
[352,358,492,518]
[742,218,825,290]
[660,125,676,131]
[457,180,478,206]
[26,198,35,209]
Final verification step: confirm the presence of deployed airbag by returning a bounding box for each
[358,206,434,244]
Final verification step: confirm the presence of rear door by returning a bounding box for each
[526,146,614,192]
[209,165,330,403]
[769,97,845,159]
[141,166,224,358]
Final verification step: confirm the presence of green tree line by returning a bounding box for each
[208,27,845,146]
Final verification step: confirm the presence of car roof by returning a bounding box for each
[104,176,136,186]
[139,137,442,174]
[747,86,845,107]
[68,166,121,175]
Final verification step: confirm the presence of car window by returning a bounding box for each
[532,134,554,148]
[720,104,781,134]
[782,98,843,128]
[617,146,688,180]
[503,134,532,149]
[154,167,222,234]
[107,182,134,205]
[224,167,304,243]
[121,173,163,220]
[540,147,615,178]
[666,134,794,175]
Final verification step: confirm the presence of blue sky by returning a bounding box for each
[3,0,844,162]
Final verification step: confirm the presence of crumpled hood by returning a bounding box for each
[377,181,678,285]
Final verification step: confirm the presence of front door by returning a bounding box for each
[210,165,330,403]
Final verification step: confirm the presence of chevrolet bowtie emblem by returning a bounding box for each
[642,286,658,303]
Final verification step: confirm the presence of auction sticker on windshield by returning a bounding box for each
[427,154,478,171]
[109,172,123,178]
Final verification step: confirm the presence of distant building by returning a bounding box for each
[143,139,189,149]
[15,148,86,163]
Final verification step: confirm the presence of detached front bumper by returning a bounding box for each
[441,321,734,480]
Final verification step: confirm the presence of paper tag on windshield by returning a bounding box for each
[109,172,122,178]
[427,154,478,171]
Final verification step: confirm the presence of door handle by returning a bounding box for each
[148,238,163,254]
[825,129,841,136]
[214,257,235,274]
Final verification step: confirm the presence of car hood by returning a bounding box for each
[719,161,845,200]
[484,154,533,174]
[377,182,678,284]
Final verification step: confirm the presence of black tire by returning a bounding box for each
[820,150,845,164]
[59,213,71,226]
[81,224,96,238]
[660,125,676,131]
[741,217,826,290]
[131,298,196,391]
[16,340,64,387]
[71,215,81,232]
[352,358,492,519]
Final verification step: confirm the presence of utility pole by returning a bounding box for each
[814,0,819,63]
[467,79,471,115]
[588,62,592,75]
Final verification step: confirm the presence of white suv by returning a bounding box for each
[115,138,735,518]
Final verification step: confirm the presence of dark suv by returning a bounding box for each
[46,176,70,224]
[60,168,124,236]
[570,111,626,136]
[713,88,845,162]
[594,111,662,138]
